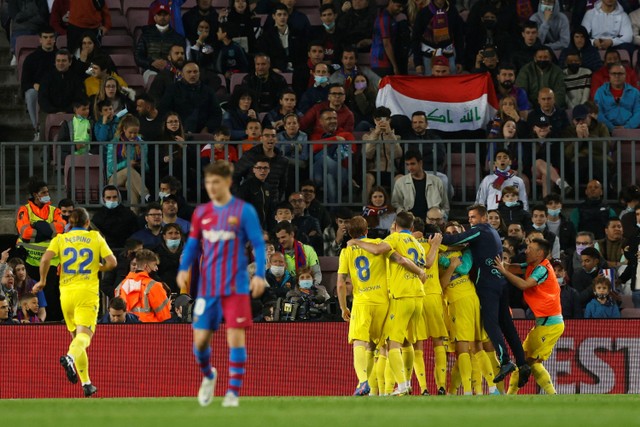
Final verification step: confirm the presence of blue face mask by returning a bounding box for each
[105,200,119,209]
[540,3,553,13]
[322,22,335,30]
[314,75,328,86]
[505,201,518,207]
[547,208,561,217]
[532,223,545,231]
[39,196,51,204]
[166,239,181,250]
[299,279,313,289]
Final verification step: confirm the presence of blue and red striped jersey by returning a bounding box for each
[182,197,266,297]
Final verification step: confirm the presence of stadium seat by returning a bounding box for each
[57,35,68,48]
[621,294,634,309]
[106,0,123,12]
[511,308,526,319]
[111,53,140,75]
[217,74,227,90]
[357,52,371,66]
[296,0,318,7]
[318,256,339,296]
[300,8,321,25]
[64,154,104,204]
[101,35,135,54]
[122,73,145,94]
[459,9,469,22]
[612,128,640,183]
[144,73,156,93]
[189,133,215,141]
[621,308,640,318]
[15,35,40,82]
[123,0,149,15]
[45,113,73,142]
[449,153,479,198]
[109,14,131,36]
[126,8,150,35]
[279,72,293,85]
[229,72,248,94]
[183,0,197,9]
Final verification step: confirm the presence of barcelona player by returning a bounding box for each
[34,208,117,397]
[177,160,266,408]
[494,238,564,394]
[347,211,427,395]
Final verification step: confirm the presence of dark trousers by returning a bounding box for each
[476,281,526,366]
[26,263,62,322]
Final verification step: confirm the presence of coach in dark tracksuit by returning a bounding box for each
[441,204,531,386]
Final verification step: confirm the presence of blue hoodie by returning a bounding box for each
[584,297,621,318]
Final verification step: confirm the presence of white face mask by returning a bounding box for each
[299,279,313,289]
[156,24,170,32]
[270,265,285,276]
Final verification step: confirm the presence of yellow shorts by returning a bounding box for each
[60,288,99,333]
[384,297,423,345]
[448,294,487,343]
[417,294,448,341]
[348,303,389,345]
[523,322,564,362]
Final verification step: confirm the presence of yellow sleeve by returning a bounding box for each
[96,233,114,259]
[337,249,350,276]
[46,235,61,257]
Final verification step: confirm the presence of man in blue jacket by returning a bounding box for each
[594,63,640,131]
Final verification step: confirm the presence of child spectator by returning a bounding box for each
[551,258,582,319]
[497,185,531,226]
[200,127,238,164]
[215,22,249,79]
[269,201,294,233]
[584,277,621,319]
[16,293,41,323]
[58,98,93,155]
[476,150,529,211]
[94,99,120,142]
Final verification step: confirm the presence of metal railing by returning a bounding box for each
[0,138,636,210]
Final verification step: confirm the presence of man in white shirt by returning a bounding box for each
[476,149,528,210]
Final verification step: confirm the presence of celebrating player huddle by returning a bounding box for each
[337,206,565,396]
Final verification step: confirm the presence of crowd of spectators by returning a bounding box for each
[5,0,640,323]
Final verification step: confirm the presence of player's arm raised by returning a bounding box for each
[347,239,391,255]
[493,256,537,290]
[336,273,351,321]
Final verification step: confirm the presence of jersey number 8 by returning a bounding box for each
[354,256,370,281]
[62,248,94,275]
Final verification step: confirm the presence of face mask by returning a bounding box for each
[299,279,313,289]
[539,4,553,12]
[85,66,95,76]
[156,24,170,32]
[158,191,170,199]
[322,22,335,30]
[536,60,551,70]
[587,266,597,274]
[575,244,588,255]
[314,75,328,85]
[166,239,181,250]
[105,200,119,209]
[505,201,518,207]
[62,215,70,222]
[483,20,497,30]
[354,81,367,91]
[500,80,513,89]
[496,166,510,173]
[532,223,545,231]
[567,63,580,74]
[557,277,564,286]
[270,265,285,276]
[40,196,51,204]
[547,208,561,217]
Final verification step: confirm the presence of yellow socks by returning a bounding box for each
[449,359,460,394]
[507,369,520,395]
[377,355,388,394]
[485,350,505,394]
[434,345,447,390]
[532,363,556,395]
[413,350,427,394]
[471,351,483,395]
[458,353,472,395]
[68,333,91,385]
[353,345,368,383]
[384,356,396,394]
[401,345,415,383]
[367,352,378,395]
[388,348,406,387]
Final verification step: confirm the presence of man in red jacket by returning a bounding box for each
[300,83,355,136]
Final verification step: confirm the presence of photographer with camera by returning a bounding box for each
[277,267,329,321]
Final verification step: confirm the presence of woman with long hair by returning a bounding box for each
[345,73,377,129]
[8,257,46,321]
[90,76,136,121]
[159,112,197,184]
[362,186,396,239]
[487,209,508,240]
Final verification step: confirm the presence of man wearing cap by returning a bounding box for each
[562,103,610,183]
[594,62,640,131]
[526,88,569,137]
[431,56,451,77]
[161,194,190,234]
[472,46,499,76]
[135,3,186,85]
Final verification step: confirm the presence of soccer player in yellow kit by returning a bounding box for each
[347,211,427,396]
[494,238,564,395]
[34,208,117,397]
[412,220,447,395]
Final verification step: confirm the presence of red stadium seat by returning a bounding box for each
[319,256,339,296]
[101,34,135,54]
[279,72,292,85]
[106,0,123,12]
[612,128,640,184]
[45,113,73,142]
[15,35,40,82]
[123,0,149,15]
[64,154,104,204]
[449,153,479,197]
[621,308,640,318]
[511,308,526,319]
[57,35,68,48]
[126,8,150,35]
[229,72,248,94]
[122,73,145,94]
[183,0,197,9]
[109,14,132,36]
[111,53,140,75]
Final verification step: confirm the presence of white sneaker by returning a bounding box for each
[32,131,40,142]
[10,55,16,66]
[221,391,239,407]
[197,368,217,407]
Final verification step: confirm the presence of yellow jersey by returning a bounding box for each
[338,237,389,305]
[384,231,425,298]
[439,249,477,303]
[417,239,446,295]
[47,229,113,292]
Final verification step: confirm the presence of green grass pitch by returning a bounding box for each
[3,395,639,427]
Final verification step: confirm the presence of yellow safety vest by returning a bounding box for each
[17,204,60,267]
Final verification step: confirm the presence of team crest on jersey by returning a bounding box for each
[228,216,239,226]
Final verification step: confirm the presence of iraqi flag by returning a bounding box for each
[376,73,499,132]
